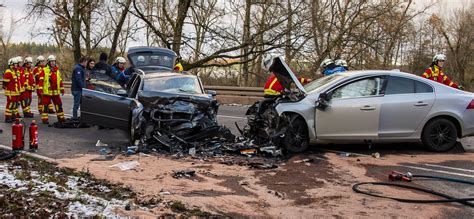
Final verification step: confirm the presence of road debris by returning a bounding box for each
[372,152,381,159]
[95,140,108,147]
[172,169,196,179]
[110,161,140,171]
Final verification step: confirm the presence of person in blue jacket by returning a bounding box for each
[320,58,346,76]
[71,57,87,120]
[111,57,129,87]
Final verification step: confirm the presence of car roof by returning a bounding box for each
[143,72,195,79]
[127,46,177,56]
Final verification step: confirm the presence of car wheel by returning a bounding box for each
[282,116,309,153]
[422,118,458,152]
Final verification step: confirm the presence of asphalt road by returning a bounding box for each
[0,92,473,156]
[1,92,474,216]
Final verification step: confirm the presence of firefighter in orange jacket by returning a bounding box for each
[33,55,54,114]
[2,58,21,123]
[263,73,311,96]
[422,54,463,90]
[38,55,65,124]
[19,56,35,118]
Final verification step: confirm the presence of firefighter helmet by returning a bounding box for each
[335,59,348,68]
[115,56,126,64]
[47,55,56,61]
[36,55,45,62]
[433,54,446,62]
[25,57,33,63]
[16,56,23,64]
[7,58,13,66]
[320,58,334,68]
[10,57,19,64]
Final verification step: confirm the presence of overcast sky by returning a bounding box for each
[1,0,471,46]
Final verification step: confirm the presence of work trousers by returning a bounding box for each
[5,95,19,120]
[41,95,65,123]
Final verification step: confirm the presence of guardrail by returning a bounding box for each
[63,81,263,104]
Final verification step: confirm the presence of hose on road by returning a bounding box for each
[353,173,474,207]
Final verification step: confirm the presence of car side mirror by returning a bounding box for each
[207,90,217,97]
[315,92,330,110]
[117,89,128,97]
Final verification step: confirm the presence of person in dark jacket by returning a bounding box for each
[71,57,87,120]
[93,52,112,77]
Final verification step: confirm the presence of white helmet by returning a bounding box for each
[115,56,126,64]
[36,55,45,62]
[335,59,348,68]
[7,58,13,66]
[10,57,19,64]
[16,56,23,63]
[433,54,446,62]
[320,58,334,68]
[47,55,56,61]
[261,55,275,71]
[137,56,145,62]
[25,57,33,63]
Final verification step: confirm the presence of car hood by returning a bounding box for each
[137,90,214,109]
[268,57,306,94]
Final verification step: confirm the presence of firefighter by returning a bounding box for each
[422,54,463,90]
[111,56,129,86]
[321,58,346,76]
[335,59,349,71]
[3,58,21,123]
[33,55,53,114]
[38,55,65,124]
[263,73,311,96]
[174,56,184,71]
[19,56,35,118]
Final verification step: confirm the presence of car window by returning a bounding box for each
[86,72,122,95]
[385,76,415,95]
[129,52,174,69]
[143,76,203,94]
[332,77,383,99]
[304,74,345,93]
[415,81,433,93]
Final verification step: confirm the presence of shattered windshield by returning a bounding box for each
[304,74,345,93]
[143,76,203,94]
[129,52,175,69]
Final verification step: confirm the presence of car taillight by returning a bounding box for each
[467,100,474,109]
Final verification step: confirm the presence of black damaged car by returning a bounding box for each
[80,57,225,147]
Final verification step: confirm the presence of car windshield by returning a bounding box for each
[143,76,203,94]
[129,52,175,69]
[304,74,345,93]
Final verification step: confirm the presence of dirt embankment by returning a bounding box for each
[56,152,474,218]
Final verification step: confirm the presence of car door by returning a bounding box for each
[81,77,137,130]
[315,76,385,140]
[378,75,435,137]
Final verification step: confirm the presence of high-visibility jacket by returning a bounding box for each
[33,66,44,90]
[15,67,25,93]
[20,67,35,91]
[40,65,64,96]
[263,73,309,96]
[422,65,458,88]
[174,63,184,71]
[2,68,20,96]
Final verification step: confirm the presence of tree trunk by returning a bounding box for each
[240,0,252,86]
[172,0,192,55]
[108,0,132,63]
[71,0,82,62]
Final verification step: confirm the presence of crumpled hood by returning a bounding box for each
[268,57,306,93]
[137,90,215,110]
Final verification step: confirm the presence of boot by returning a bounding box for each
[24,112,34,118]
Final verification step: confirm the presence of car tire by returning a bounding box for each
[282,116,309,153]
[421,118,458,152]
